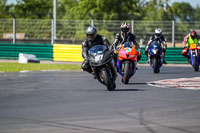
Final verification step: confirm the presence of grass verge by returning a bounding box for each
[0,63,81,72]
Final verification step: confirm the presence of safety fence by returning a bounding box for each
[1,19,200,47]
[0,43,188,64]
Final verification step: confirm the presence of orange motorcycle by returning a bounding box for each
[117,41,138,84]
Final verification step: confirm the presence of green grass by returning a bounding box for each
[0,63,81,72]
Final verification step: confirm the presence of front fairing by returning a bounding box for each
[148,41,164,68]
[88,45,112,67]
[118,42,137,61]
[149,41,162,56]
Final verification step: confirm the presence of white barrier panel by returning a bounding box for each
[18,53,40,64]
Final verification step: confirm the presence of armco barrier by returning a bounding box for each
[53,44,188,64]
[0,43,53,60]
[0,43,188,64]
[53,44,83,62]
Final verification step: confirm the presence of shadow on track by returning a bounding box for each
[115,88,146,91]
[115,82,147,91]
[127,82,147,85]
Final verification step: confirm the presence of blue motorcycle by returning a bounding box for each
[148,40,164,73]
[188,43,199,71]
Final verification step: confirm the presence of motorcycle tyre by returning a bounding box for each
[101,69,115,91]
[153,57,160,73]
[192,56,199,71]
[123,61,130,84]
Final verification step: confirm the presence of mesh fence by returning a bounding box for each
[56,20,91,43]
[175,21,200,45]
[0,19,200,46]
[16,19,51,39]
[0,19,13,39]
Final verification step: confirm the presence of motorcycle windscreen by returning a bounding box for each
[123,41,133,48]
[88,45,108,57]
[149,41,161,49]
[149,41,162,55]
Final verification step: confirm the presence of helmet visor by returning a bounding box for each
[87,34,95,40]
[191,35,195,40]
[155,33,161,38]
[121,28,129,33]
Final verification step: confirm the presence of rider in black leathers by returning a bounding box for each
[112,22,142,63]
[145,28,167,64]
[81,26,117,80]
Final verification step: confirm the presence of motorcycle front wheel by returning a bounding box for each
[123,61,131,84]
[192,56,199,71]
[101,69,115,91]
[152,57,160,73]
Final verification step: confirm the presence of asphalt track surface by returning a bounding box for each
[0,65,200,133]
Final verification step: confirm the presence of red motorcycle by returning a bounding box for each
[117,41,138,84]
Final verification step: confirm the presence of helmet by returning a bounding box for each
[121,23,130,35]
[155,28,162,38]
[190,30,197,40]
[86,26,97,41]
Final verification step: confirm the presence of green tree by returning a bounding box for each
[13,0,52,19]
[171,2,193,21]
[194,5,200,21]
[143,0,172,21]
[0,0,11,18]
[58,0,79,19]
[60,0,143,20]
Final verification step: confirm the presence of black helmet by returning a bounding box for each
[190,30,197,40]
[86,26,97,41]
[121,22,130,33]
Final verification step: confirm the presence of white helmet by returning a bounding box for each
[155,28,162,37]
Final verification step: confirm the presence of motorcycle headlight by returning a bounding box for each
[153,49,157,54]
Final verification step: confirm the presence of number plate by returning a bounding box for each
[95,55,103,62]
[190,43,197,49]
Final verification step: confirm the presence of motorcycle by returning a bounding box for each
[117,41,137,84]
[188,43,200,71]
[88,45,117,91]
[148,40,164,73]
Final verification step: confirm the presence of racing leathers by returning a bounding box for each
[145,34,167,63]
[112,32,142,62]
[81,34,117,80]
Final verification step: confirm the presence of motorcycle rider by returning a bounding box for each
[81,26,117,80]
[182,30,200,59]
[145,28,167,64]
[112,22,142,63]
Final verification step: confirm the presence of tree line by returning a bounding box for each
[1,0,200,22]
